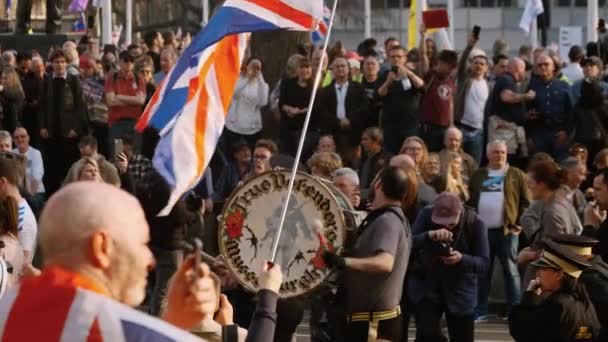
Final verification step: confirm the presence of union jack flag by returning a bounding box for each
[311,5,330,45]
[0,267,201,341]
[136,0,324,215]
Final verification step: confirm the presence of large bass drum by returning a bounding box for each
[218,170,352,298]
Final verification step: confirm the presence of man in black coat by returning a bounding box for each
[315,57,370,167]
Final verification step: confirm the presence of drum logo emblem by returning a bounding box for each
[218,171,346,297]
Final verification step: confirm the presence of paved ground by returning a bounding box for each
[294,317,514,342]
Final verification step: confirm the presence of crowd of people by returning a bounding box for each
[0,22,605,341]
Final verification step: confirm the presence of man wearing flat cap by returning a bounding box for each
[509,240,601,342]
[550,234,608,341]
[408,192,489,342]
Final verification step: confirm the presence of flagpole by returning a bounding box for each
[364,0,371,38]
[101,0,112,45]
[270,0,339,263]
[126,0,133,45]
[588,0,599,43]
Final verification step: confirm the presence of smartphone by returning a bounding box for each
[391,65,399,75]
[599,19,607,33]
[472,25,481,40]
[113,139,124,160]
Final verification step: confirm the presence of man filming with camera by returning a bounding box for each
[407,192,489,342]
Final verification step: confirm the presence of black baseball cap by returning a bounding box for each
[532,240,591,279]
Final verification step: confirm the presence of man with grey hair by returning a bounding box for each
[154,48,177,84]
[0,130,12,152]
[561,156,588,219]
[468,140,530,321]
[1,51,15,68]
[438,127,477,182]
[333,167,361,209]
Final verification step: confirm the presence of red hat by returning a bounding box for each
[345,51,363,61]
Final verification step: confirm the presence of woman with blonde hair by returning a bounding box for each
[0,68,24,133]
[400,136,429,172]
[437,152,469,202]
[308,152,343,181]
[76,157,103,182]
[421,153,440,185]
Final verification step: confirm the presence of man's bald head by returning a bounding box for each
[390,154,416,172]
[508,57,526,81]
[39,182,147,265]
[40,182,153,306]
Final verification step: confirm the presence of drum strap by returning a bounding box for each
[357,206,409,238]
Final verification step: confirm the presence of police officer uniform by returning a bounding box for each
[550,234,608,342]
[509,240,600,342]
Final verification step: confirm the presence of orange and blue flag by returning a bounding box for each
[136,0,324,215]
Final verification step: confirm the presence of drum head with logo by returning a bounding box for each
[218,170,348,298]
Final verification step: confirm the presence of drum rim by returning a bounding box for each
[217,169,350,298]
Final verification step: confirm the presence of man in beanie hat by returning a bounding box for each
[408,192,489,342]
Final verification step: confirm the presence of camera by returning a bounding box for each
[431,241,453,257]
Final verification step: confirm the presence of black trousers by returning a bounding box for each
[412,299,474,342]
[16,0,62,33]
[345,315,403,342]
[41,135,80,196]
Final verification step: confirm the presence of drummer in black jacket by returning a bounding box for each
[509,240,600,342]
[549,234,608,341]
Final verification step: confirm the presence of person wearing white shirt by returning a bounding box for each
[561,45,584,84]
[12,127,45,215]
[0,158,37,263]
[224,57,269,151]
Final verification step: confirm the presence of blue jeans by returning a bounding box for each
[476,229,521,318]
[530,128,570,161]
[383,125,419,155]
[460,126,484,165]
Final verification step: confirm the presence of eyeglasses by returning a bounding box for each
[141,70,153,74]
[536,63,550,67]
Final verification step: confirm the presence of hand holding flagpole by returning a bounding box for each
[270,0,339,263]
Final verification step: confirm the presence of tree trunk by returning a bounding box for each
[250,31,309,141]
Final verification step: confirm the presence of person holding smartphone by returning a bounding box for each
[377,45,425,155]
